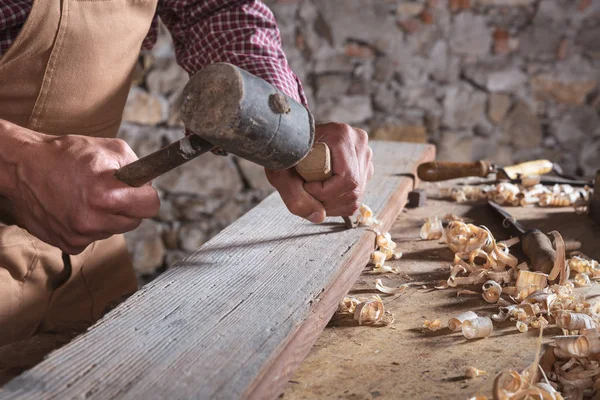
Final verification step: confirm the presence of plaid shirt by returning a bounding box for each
[0,0,305,104]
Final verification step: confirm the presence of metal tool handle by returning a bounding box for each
[522,229,556,275]
[115,135,215,187]
[417,161,492,182]
[498,159,553,180]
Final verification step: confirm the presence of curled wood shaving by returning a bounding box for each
[420,216,444,240]
[554,312,597,331]
[448,311,478,332]
[548,231,567,283]
[365,231,402,274]
[465,366,487,378]
[516,321,529,333]
[462,317,493,339]
[375,279,408,295]
[482,280,502,303]
[356,203,380,227]
[337,295,394,327]
[423,319,443,331]
[354,296,384,325]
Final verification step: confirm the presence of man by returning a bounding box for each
[0,0,373,347]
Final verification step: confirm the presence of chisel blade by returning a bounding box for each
[487,200,528,237]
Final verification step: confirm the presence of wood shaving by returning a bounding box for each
[462,316,493,339]
[356,203,381,227]
[482,280,502,303]
[336,295,394,327]
[423,319,443,331]
[516,321,529,333]
[465,366,487,378]
[448,311,478,332]
[364,225,402,275]
[375,279,408,295]
[420,216,444,240]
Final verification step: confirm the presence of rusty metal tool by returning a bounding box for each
[588,169,600,225]
[488,200,556,275]
[115,62,354,227]
[417,159,554,182]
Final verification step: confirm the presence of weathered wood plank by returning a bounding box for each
[0,141,435,400]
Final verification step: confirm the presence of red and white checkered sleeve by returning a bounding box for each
[156,0,307,105]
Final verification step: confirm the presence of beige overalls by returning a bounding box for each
[0,0,158,346]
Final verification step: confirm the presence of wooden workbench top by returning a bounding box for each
[283,183,600,400]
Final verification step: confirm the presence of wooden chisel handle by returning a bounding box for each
[522,229,556,275]
[498,159,554,180]
[417,161,492,182]
[295,143,355,228]
[295,142,332,182]
[115,135,215,187]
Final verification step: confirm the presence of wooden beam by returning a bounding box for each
[0,141,435,400]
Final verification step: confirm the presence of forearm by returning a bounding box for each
[0,119,31,200]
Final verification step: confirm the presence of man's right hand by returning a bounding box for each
[0,121,160,254]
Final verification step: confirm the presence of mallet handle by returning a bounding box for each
[115,135,214,187]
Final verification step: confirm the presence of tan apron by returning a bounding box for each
[0,0,158,346]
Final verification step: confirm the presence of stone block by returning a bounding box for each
[436,131,474,162]
[531,75,598,105]
[577,26,600,59]
[371,124,428,143]
[500,100,543,149]
[316,95,374,124]
[553,105,600,151]
[179,221,209,253]
[146,61,189,96]
[122,88,169,126]
[155,153,244,197]
[315,74,351,98]
[235,157,275,193]
[488,93,511,123]
[449,12,492,56]
[442,84,487,129]
[124,219,166,276]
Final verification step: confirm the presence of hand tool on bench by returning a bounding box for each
[417,159,563,181]
[588,170,600,225]
[417,159,593,187]
[114,62,355,228]
[488,200,556,275]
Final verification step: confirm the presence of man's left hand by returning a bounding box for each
[266,123,374,224]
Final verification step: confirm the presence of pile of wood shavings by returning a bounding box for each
[356,204,403,274]
[432,220,600,398]
[440,182,592,210]
[438,221,600,335]
[333,204,408,326]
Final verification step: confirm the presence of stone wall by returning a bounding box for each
[120,0,600,283]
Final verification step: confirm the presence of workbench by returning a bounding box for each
[2,143,597,400]
[283,182,600,400]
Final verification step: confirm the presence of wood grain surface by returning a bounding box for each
[283,183,600,400]
[0,141,434,400]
